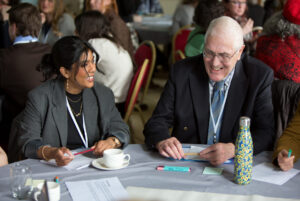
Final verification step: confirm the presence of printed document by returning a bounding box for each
[66,177,129,201]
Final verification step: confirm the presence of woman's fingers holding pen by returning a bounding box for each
[278,149,294,171]
[54,147,74,166]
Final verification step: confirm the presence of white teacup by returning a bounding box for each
[34,181,60,201]
[103,149,130,168]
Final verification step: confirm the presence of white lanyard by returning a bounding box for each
[66,97,88,148]
[209,85,230,136]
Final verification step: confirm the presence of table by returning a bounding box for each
[133,15,172,45]
[0,144,299,201]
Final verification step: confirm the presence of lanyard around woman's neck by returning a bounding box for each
[66,96,88,148]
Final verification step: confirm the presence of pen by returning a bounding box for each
[74,148,95,156]
[288,149,292,158]
[156,166,191,172]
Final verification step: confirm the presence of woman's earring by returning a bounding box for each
[66,79,69,91]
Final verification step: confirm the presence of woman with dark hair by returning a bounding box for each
[185,0,224,57]
[75,11,133,116]
[171,0,198,35]
[18,36,130,166]
[38,0,75,45]
[85,0,134,58]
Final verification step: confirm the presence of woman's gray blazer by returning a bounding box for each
[18,79,130,158]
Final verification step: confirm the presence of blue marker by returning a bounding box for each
[288,149,292,158]
[156,166,191,172]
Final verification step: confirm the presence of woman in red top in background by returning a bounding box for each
[255,0,300,83]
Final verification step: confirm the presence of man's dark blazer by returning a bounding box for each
[144,54,275,155]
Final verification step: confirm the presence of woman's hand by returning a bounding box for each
[278,149,294,171]
[92,137,120,156]
[242,18,254,36]
[40,12,46,24]
[38,146,74,166]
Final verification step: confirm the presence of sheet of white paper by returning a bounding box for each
[252,162,300,185]
[66,177,129,201]
[127,186,299,201]
[40,148,96,170]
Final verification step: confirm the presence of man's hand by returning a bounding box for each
[199,143,235,166]
[278,149,294,171]
[156,137,185,160]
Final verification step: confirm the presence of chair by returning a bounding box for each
[172,25,193,64]
[124,59,150,124]
[134,40,156,106]
[174,50,186,62]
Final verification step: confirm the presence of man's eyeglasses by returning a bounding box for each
[203,48,240,63]
[229,1,247,6]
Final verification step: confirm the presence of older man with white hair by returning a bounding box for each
[144,16,275,165]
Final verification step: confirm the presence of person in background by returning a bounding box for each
[273,103,300,171]
[85,0,135,59]
[136,0,163,15]
[38,0,75,46]
[0,3,51,150]
[75,11,134,116]
[144,16,274,166]
[0,146,8,166]
[18,36,130,166]
[255,0,300,83]
[185,0,224,57]
[223,0,253,42]
[170,0,198,35]
[0,0,19,48]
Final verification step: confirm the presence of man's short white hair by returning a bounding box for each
[204,16,244,50]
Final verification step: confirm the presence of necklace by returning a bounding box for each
[67,95,82,103]
[69,102,83,117]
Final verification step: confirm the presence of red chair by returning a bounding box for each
[134,40,156,106]
[172,25,193,64]
[174,50,186,62]
[124,59,149,123]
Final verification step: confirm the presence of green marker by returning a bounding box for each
[288,149,292,158]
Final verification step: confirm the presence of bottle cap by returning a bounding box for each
[239,116,250,127]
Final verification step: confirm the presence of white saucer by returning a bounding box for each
[92,158,129,171]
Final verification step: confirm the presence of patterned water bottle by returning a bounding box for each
[234,116,253,185]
